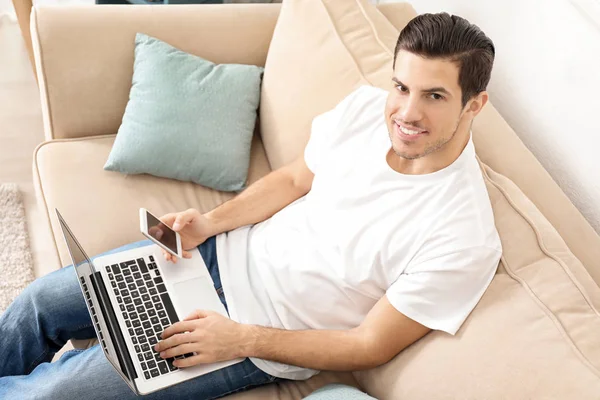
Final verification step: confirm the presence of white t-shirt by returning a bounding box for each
[216,85,502,380]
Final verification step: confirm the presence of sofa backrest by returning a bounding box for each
[31,4,280,141]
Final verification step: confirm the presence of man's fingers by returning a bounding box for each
[158,343,196,360]
[161,321,197,339]
[173,208,197,231]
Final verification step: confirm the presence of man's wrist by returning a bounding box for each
[204,211,224,237]
[237,323,260,358]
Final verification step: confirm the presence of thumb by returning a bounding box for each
[183,309,210,321]
[173,209,195,231]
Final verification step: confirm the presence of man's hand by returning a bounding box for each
[154,310,250,367]
[157,209,218,264]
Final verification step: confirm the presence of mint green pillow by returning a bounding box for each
[304,384,378,400]
[104,33,264,192]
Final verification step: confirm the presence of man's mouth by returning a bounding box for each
[394,120,427,139]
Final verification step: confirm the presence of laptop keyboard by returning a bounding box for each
[107,254,194,380]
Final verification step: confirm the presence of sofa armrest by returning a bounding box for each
[31,4,280,141]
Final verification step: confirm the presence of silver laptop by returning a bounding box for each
[55,208,243,396]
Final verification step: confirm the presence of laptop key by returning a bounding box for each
[149,255,154,262]
[136,306,145,314]
[153,325,162,334]
[135,328,144,336]
[128,283,136,291]
[133,272,141,280]
[135,345,140,353]
[142,294,151,302]
[118,282,126,289]
[131,337,138,344]
[156,284,167,294]
[141,343,150,352]
[111,281,116,288]
[144,301,153,309]
[132,320,141,328]
[121,289,129,297]
[140,313,148,321]
[150,369,160,378]
[148,309,157,317]
[144,352,153,361]
[158,310,167,319]
[138,335,148,344]
[166,358,177,371]
[136,279,145,287]
[158,362,169,375]
[123,269,131,276]
[131,265,139,272]
[142,321,151,330]
[147,360,157,370]
[160,318,170,326]
[131,291,140,298]
[144,371,151,380]
[148,337,158,346]
[141,361,147,371]
[151,295,160,303]
[125,276,133,283]
[112,264,120,274]
[155,303,164,311]
[145,329,154,337]
[116,275,124,282]
[126,320,131,328]
[142,274,151,281]
[116,296,122,303]
[137,258,148,274]
[127,304,135,312]
[119,304,125,312]
[129,328,135,336]
[150,317,160,325]
[139,287,148,294]
[138,354,144,362]
[124,297,132,304]
[134,298,142,306]
[108,273,114,280]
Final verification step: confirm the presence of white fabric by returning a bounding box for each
[217,85,502,380]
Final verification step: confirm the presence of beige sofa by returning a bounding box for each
[30,1,600,398]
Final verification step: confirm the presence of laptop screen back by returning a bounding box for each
[55,209,136,391]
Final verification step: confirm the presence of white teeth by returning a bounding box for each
[398,124,421,135]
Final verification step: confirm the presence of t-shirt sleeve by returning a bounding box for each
[386,246,501,335]
[304,86,369,174]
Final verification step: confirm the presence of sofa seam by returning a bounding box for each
[319,0,372,86]
[32,7,55,141]
[477,157,600,379]
[354,0,395,59]
[33,141,62,269]
[477,156,600,318]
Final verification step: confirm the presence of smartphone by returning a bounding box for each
[139,208,183,259]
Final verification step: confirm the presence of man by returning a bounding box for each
[0,12,502,399]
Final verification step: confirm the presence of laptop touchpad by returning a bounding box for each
[172,277,227,320]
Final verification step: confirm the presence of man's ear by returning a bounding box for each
[467,91,489,117]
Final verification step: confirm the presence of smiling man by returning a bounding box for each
[0,12,502,400]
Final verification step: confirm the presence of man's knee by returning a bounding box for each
[22,267,82,314]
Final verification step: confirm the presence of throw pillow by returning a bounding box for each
[304,384,377,400]
[104,33,264,192]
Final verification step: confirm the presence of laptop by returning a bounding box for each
[55,208,243,395]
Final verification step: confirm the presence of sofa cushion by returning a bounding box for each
[259,0,405,170]
[34,132,271,270]
[104,33,264,192]
[354,159,600,399]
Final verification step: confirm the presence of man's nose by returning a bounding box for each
[398,96,423,123]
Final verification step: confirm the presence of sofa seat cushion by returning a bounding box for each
[354,160,600,399]
[34,133,271,268]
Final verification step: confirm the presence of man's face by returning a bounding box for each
[385,50,472,167]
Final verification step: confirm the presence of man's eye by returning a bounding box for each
[396,85,408,93]
[430,93,443,100]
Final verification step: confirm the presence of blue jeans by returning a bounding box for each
[0,237,278,399]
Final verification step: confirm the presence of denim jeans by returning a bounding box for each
[0,237,278,399]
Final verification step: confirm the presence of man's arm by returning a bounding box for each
[205,154,315,235]
[239,296,431,371]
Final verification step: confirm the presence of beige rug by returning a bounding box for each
[0,183,35,315]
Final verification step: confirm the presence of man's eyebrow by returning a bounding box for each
[392,77,451,96]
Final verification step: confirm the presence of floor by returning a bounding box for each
[0,13,77,361]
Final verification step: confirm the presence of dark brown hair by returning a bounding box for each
[393,13,495,107]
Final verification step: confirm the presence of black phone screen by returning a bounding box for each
[145,210,178,254]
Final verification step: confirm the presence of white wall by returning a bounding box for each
[380,0,600,234]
